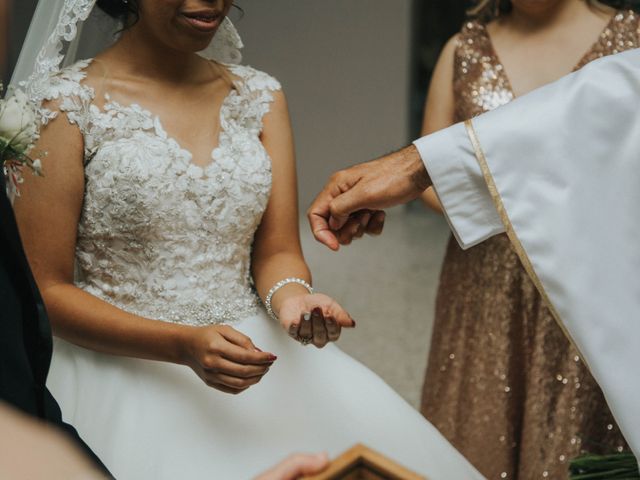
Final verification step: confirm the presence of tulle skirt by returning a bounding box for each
[48,311,483,479]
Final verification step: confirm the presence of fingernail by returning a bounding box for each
[351,319,356,327]
[269,355,278,361]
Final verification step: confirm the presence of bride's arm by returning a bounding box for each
[14,105,276,394]
[252,91,355,347]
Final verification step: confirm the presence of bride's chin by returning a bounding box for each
[190,35,217,52]
[167,26,217,52]
[169,37,216,55]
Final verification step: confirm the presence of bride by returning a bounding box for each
[13,0,483,478]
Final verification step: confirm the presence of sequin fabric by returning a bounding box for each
[421,11,638,480]
[42,60,280,325]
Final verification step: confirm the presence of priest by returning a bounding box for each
[309,48,640,457]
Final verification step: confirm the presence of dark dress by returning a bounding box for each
[0,172,110,476]
[421,11,637,480]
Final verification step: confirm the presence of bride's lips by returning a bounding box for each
[180,10,222,33]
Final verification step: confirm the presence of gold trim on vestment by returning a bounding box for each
[463,119,592,371]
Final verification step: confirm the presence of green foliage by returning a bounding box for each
[570,453,639,480]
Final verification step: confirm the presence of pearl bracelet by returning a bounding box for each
[264,277,313,320]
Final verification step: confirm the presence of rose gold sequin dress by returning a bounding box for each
[421,11,639,480]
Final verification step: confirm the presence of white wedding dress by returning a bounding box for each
[44,59,483,480]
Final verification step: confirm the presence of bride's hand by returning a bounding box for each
[278,294,355,348]
[180,325,277,394]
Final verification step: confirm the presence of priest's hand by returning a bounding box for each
[308,145,431,250]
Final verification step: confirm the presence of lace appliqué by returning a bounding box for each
[22,0,95,125]
[43,61,282,326]
[199,16,244,65]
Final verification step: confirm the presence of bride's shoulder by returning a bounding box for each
[225,64,282,93]
[43,59,95,101]
[30,59,95,125]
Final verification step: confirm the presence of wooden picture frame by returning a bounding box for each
[303,444,426,480]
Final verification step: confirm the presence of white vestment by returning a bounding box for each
[415,47,640,458]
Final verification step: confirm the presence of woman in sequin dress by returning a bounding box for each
[419,1,638,478]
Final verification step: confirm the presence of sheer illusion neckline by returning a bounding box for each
[480,13,618,98]
[81,58,237,173]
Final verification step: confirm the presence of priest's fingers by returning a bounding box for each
[328,183,371,231]
[338,210,384,241]
[336,216,364,245]
[310,307,328,348]
[364,210,385,236]
[309,168,364,232]
[308,189,341,251]
[326,317,341,342]
[353,210,372,239]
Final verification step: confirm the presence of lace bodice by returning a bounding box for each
[44,60,281,325]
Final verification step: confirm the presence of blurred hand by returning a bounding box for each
[0,403,106,480]
[254,452,330,480]
[308,145,431,250]
[278,294,355,348]
[180,324,277,394]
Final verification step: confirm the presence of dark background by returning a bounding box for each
[410,2,468,138]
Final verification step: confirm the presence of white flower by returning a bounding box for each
[0,89,39,152]
[31,158,43,175]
